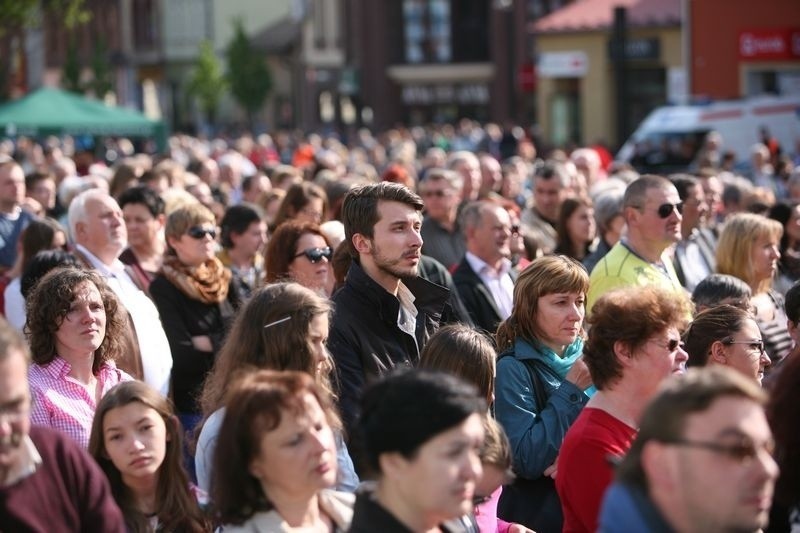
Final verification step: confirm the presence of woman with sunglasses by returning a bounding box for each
[716,213,792,369]
[266,220,333,296]
[683,304,771,385]
[556,285,691,533]
[150,202,240,432]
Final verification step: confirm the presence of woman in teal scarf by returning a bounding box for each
[494,255,594,533]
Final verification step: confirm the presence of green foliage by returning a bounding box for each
[62,39,83,94]
[0,0,89,34]
[187,40,227,124]
[226,18,272,125]
[87,37,112,99]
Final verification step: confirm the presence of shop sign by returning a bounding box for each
[537,51,588,78]
[608,38,660,61]
[739,28,800,60]
[401,84,490,105]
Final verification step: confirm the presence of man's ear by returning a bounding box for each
[74,220,87,241]
[352,233,371,255]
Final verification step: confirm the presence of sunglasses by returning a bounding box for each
[654,202,684,218]
[650,338,683,352]
[186,226,217,239]
[293,246,332,264]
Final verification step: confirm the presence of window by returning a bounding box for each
[403,0,451,63]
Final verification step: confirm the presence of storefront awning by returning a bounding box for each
[531,0,681,34]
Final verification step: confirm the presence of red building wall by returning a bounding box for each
[690,0,800,99]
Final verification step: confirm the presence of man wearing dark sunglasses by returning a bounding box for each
[587,175,686,315]
[329,182,450,437]
[599,367,778,533]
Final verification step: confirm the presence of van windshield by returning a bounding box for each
[628,130,711,174]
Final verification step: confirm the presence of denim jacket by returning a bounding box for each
[494,337,589,479]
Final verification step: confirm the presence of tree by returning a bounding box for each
[86,37,113,99]
[226,18,272,127]
[187,40,227,126]
[0,0,89,34]
[62,39,82,94]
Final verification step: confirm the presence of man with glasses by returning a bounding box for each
[0,319,125,530]
[68,189,172,396]
[587,175,686,314]
[599,366,778,533]
[420,169,466,271]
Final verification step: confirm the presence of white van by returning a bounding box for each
[616,95,800,174]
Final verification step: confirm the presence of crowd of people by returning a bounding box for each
[0,121,799,533]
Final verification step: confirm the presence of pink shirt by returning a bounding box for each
[28,356,133,449]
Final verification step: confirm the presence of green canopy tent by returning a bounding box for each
[0,87,167,152]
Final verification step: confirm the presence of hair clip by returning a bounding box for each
[263,316,291,329]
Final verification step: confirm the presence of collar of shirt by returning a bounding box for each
[1,435,42,488]
[465,251,512,279]
[75,244,128,278]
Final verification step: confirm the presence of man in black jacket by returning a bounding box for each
[329,182,450,435]
[453,201,517,336]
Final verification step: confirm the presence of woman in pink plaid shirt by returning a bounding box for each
[25,267,133,448]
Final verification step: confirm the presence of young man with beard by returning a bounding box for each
[0,319,125,531]
[329,182,450,435]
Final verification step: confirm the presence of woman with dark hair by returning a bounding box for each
[494,255,593,531]
[212,370,354,531]
[768,200,800,294]
[118,185,166,292]
[149,202,240,431]
[272,181,328,229]
[4,216,67,330]
[554,197,597,262]
[684,304,771,384]
[88,381,210,532]
[26,267,132,448]
[766,351,800,531]
[265,220,333,296]
[195,282,357,493]
[350,369,486,532]
[557,286,692,532]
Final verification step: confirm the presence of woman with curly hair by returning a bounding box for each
[194,282,357,494]
[89,381,211,532]
[25,267,132,448]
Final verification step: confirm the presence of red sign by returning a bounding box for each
[739,28,800,60]
[519,63,536,93]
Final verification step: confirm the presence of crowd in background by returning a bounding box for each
[0,119,799,533]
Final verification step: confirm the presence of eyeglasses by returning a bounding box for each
[293,246,332,264]
[663,437,775,463]
[649,338,683,353]
[186,226,217,240]
[722,338,766,355]
[633,202,684,218]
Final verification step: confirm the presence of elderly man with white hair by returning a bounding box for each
[67,189,172,396]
